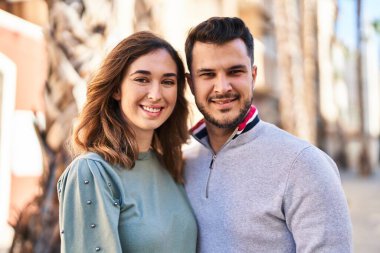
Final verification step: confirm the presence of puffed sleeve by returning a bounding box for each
[57,154,124,253]
[284,146,352,253]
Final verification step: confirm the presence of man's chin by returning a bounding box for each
[197,98,252,129]
[205,116,241,129]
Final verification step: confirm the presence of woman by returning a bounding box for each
[57,31,197,253]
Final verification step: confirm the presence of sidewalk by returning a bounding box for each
[341,169,380,253]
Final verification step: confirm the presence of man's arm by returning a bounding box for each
[283,146,352,253]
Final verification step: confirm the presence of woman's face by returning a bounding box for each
[114,49,178,138]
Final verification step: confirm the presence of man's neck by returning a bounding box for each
[205,122,235,153]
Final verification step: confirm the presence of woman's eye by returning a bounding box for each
[134,77,149,84]
[162,79,176,86]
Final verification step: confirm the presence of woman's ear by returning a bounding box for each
[112,89,121,100]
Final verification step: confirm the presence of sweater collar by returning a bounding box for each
[190,105,260,141]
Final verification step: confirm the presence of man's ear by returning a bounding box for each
[185,73,194,94]
[251,65,257,90]
[252,65,257,82]
[112,89,121,101]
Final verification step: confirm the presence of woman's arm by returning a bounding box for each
[58,157,123,253]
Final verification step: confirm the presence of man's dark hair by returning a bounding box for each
[185,17,254,73]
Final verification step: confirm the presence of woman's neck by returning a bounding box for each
[134,129,154,152]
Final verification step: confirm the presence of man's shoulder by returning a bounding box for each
[259,122,337,170]
[182,137,213,174]
[183,137,206,158]
[253,121,312,150]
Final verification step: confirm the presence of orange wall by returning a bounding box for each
[0,12,47,111]
[0,10,47,225]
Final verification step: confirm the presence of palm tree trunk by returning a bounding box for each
[274,0,296,134]
[356,0,371,175]
[274,0,317,144]
[302,0,318,145]
[10,1,115,252]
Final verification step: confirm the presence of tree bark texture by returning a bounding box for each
[10,0,114,252]
[356,0,372,175]
[273,0,318,144]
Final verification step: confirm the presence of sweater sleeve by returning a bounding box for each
[57,156,123,253]
[283,146,352,253]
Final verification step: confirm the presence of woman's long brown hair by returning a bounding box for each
[72,31,189,183]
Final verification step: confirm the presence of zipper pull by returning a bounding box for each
[209,155,216,169]
[206,155,217,199]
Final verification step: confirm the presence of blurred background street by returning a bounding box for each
[0,0,379,252]
[341,169,380,253]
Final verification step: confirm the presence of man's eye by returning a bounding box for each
[200,72,215,77]
[229,69,244,75]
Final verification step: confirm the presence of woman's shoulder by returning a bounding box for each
[73,151,106,164]
[68,151,115,170]
[58,152,125,202]
[64,152,102,173]
[60,152,121,188]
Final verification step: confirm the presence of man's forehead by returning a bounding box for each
[191,39,250,69]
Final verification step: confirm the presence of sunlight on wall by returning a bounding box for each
[11,110,43,177]
[0,53,16,251]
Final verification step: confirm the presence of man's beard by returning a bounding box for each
[195,94,253,129]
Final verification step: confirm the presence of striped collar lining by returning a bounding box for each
[190,105,260,141]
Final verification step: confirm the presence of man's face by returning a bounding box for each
[187,38,257,129]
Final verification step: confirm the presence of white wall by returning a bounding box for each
[0,52,16,250]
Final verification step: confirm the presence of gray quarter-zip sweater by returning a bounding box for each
[184,106,352,253]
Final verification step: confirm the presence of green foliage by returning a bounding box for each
[372,19,380,34]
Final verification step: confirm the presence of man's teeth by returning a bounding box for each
[143,106,161,112]
[213,99,233,104]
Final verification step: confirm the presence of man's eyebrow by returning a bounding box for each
[196,68,215,74]
[228,64,247,70]
[196,65,248,74]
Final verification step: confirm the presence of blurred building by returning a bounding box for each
[331,14,380,171]
[362,22,380,169]
[0,1,48,250]
[0,0,379,250]
[0,50,16,251]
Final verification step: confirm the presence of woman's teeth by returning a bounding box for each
[142,106,161,113]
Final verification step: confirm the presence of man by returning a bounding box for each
[184,17,352,253]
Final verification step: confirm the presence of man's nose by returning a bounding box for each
[214,74,232,93]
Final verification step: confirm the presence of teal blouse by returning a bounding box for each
[58,151,197,253]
